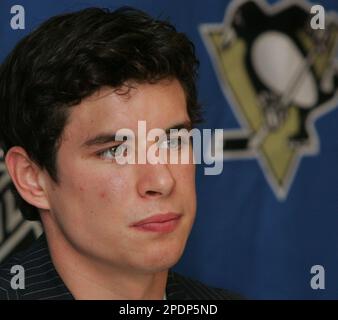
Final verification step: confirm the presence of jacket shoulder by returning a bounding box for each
[0,253,24,300]
[171,272,244,300]
[0,235,48,300]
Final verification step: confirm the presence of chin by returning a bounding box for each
[136,241,187,273]
[138,259,180,274]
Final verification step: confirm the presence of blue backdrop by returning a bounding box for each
[0,0,337,299]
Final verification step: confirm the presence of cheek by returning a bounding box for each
[57,145,131,200]
[74,169,133,207]
[173,164,196,198]
[179,163,196,183]
[52,169,134,235]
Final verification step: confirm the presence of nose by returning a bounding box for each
[137,163,176,199]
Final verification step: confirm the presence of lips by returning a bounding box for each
[131,213,182,233]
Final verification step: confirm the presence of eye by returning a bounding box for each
[159,136,184,150]
[98,144,128,160]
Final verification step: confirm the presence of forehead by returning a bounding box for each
[61,79,190,145]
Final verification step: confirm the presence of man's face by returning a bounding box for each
[42,79,196,273]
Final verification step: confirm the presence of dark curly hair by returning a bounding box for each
[0,7,201,221]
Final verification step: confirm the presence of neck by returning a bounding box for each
[41,213,168,300]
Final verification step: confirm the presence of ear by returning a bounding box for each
[5,146,51,210]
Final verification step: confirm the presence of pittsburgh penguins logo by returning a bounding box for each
[200,0,338,199]
[0,150,42,263]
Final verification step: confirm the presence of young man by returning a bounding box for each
[0,7,239,300]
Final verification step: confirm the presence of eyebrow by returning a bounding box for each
[81,120,192,148]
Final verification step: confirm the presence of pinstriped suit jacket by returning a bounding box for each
[0,234,241,300]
